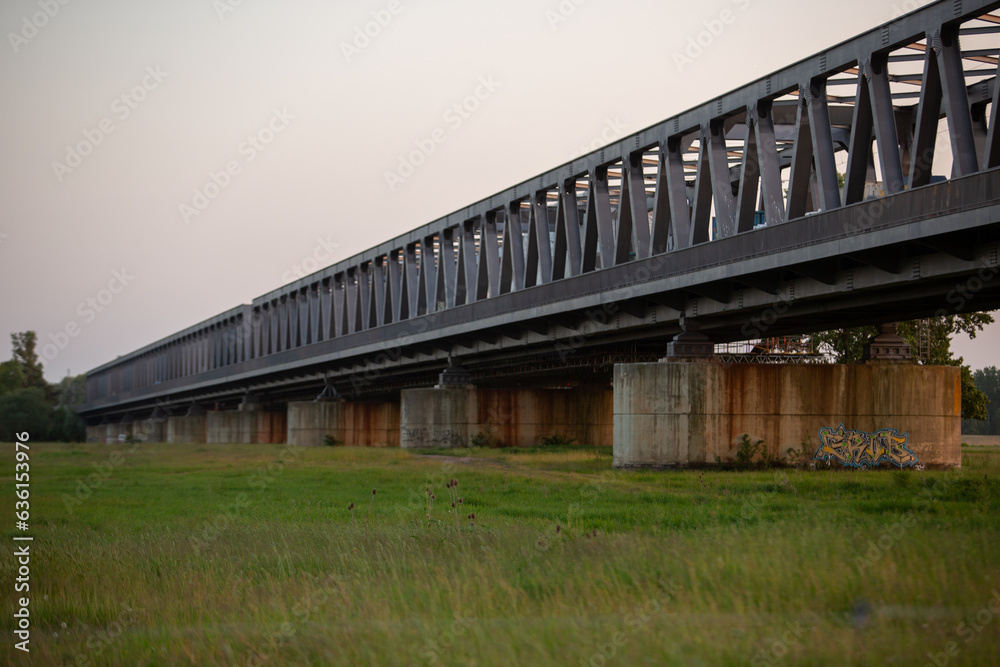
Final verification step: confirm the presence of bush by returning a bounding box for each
[322,434,342,447]
[0,387,52,442]
[785,442,815,470]
[470,422,502,448]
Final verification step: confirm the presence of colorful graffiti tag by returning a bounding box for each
[814,424,919,468]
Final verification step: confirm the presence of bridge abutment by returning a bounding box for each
[613,362,960,469]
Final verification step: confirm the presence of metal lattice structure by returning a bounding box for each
[81,0,1000,419]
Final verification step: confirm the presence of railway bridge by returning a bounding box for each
[80,0,1000,468]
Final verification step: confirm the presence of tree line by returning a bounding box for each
[0,332,86,442]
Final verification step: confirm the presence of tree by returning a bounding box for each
[0,332,87,442]
[10,331,45,390]
[55,373,87,407]
[0,388,52,442]
[810,313,993,420]
[0,360,24,397]
[963,366,1000,435]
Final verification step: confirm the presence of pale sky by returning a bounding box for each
[0,0,996,381]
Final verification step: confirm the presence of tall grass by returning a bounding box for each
[2,443,998,665]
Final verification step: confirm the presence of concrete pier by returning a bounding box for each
[613,362,961,469]
[286,401,400,447]
[400,386,614,449]
[206,410,287,444]
[166,415,207,444]
[400,388,478,449]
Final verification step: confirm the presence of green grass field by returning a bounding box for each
[2,442,999,666]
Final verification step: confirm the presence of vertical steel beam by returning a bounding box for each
[627,151,651,259]
[664,136,691,250]
[581,183,599,273]
[689,135,714,245]
[938,26,979,176]
[527,192,553,286]
[404,243,419,318]
[736,113,760,233]
[345,269,358,334]
[806,78,842,210]
[388,249,402,324]
[439,228,457,309]
[500,203,525,293]
[867,55,905,193]
[649,150,672,254]
[707,119,737,238]
[985,57,1000,169]
[478,213,500,300]
[560,178,583,274]
[592,166,615,269]
[845,71,875,204]
[614,169,634,265]
[372,257,386,328]
[910,40,943,188]
[756,100,784,224]
[333,274,346,337]
[462,219,479,301]
[786,95,814,220]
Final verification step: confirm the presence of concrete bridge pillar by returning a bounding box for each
[613,360,961,469]
[286,383,400,447]
[167,405,207,444]
[401,360,614,449]
[205,400,287,444]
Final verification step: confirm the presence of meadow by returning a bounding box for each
[2,441,999,666]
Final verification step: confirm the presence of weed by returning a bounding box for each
[539,433,578,447]
[786,441,815,470]
[322,434,342,447]
[470,421,502,449]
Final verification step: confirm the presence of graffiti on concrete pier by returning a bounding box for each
[814,424,919,468]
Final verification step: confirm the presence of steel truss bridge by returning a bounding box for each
[81,0,1000,420]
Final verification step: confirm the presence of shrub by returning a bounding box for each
[539,433,577,447]
[470,421,502,448]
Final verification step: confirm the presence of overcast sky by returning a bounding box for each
[1,0,996,381]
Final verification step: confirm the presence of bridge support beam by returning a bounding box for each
[287,401,400,447]
[613,362,960,469]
